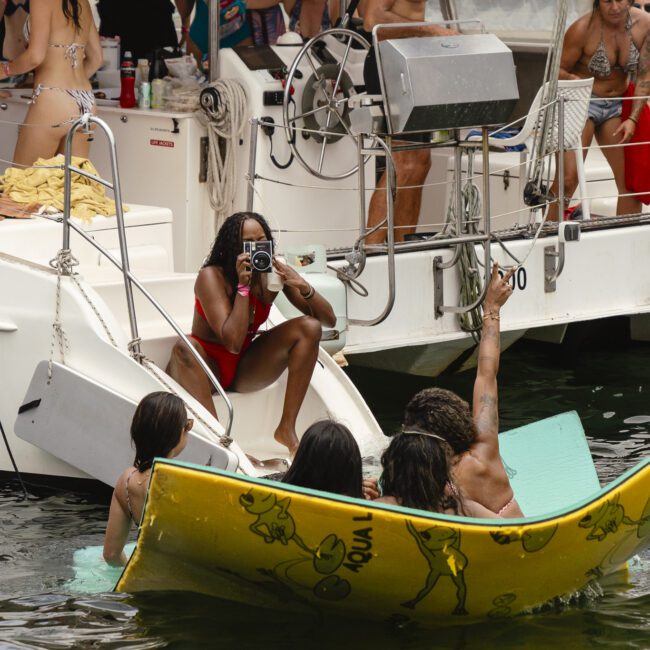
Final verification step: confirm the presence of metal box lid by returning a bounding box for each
[377,33,519,134]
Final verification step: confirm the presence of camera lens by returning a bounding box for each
[251,251,272,272]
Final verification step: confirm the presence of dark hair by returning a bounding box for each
[379,433,462,514]
[282,420,363,498]
[203,212,274,300]
[63,0,82,31]
[403,387,476,456]
[131,392,187,471]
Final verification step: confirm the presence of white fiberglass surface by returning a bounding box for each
[452,0,589,33]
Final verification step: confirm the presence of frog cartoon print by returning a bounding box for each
[402,520,468,616]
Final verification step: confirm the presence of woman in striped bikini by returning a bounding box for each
[0,0,102,167]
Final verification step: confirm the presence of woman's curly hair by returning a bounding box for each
[204,212,274,300]
[403,387,477,456]
[380,433,462,514]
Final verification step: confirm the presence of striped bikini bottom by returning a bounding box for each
[30,84,96,116]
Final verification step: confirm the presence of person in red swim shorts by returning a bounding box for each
[167,211,336,455]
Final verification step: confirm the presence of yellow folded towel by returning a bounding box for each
[0,155,127,223]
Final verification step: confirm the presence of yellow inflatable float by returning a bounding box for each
[113,412,650,623]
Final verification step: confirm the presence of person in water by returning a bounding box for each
[375,430,498,517]
[103,392,191,566]
[281,419,378,499]
[0,0,103,167]
[375,262,522,518]
[167,212,336,456]
[548,0,650,220]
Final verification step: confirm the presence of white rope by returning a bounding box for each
[196,79,248,231]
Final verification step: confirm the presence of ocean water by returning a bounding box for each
[0,336,649,648]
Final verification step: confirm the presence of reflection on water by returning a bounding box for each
[0,339,649,648]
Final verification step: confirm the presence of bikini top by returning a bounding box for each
[587,15,640,79]
[23,15,86,68]
[4,0,29,17]
[125,468,140,526]
[195,293,272,338]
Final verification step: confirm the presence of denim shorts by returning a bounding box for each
[587,97,622,127]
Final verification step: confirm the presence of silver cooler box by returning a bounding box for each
[377,33,519,134]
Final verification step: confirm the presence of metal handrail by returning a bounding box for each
[61,114,234,440]
[348,135,396,326]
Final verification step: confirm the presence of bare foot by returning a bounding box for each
[246,454,291,472]
[273,425,299,457]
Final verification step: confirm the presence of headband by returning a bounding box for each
[400,429,447,443]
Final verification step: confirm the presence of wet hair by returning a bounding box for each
[403,387,476,456]
[282,420,363,498]
[203,212,274,300]
[379,432,462,514]
[63,0,82,31]
[131,392,187,471]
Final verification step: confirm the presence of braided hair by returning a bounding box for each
[63,0,82,31]
[403,387,476,456]
[203,212,274,301]
[379,432,462,514]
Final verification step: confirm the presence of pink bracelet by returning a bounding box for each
[237,282,250,297]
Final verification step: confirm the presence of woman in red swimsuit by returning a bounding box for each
[167,211,336,455]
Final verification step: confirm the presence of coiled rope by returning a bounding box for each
[196,79,248,231]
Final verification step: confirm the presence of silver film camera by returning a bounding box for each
[243,240,273,272]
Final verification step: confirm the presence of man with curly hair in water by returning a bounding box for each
[401,262,523,518]
[374,263,523,518]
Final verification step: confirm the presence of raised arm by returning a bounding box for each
[471,263,514,456]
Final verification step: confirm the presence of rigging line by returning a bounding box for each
[0,417,28,500]
[0,115,77,128]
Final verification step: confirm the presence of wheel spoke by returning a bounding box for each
[288,103,329,124]
[331,37,353,99]
[317,126,329,173]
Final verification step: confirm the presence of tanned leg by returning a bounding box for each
[595,117,642,216]
[365,147,431,245]
[166,338,220,418]
[231,316,322,454]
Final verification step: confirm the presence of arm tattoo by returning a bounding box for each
[476,393,498,434]
[632,35,650,122]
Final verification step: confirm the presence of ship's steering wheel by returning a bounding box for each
[282,28,371,181]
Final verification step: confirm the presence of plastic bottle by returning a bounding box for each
[119,51,136,109]
[136,58,150,87]
[151,78,164,110]
[139,81,151,109]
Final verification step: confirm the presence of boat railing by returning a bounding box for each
[60,114,234,441]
